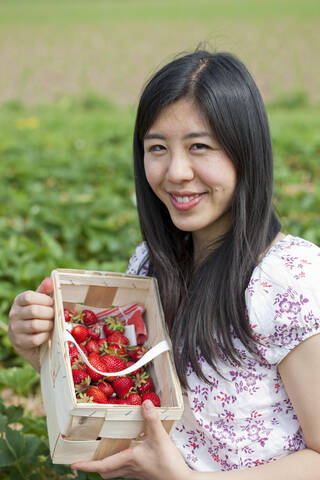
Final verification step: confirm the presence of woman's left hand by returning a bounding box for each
[71,400,193,480]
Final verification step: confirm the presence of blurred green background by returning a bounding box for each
[0,1,319,478]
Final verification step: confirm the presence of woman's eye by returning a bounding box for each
[148,144,166,153]
[190,143,209,150]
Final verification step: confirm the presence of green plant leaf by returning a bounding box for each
[0,413,8,432]
[0,365,40,396]
[0,437,16,467]
[4,405,24,425]
[5,428,26,460]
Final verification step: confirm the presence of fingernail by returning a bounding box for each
[143,400,153,411]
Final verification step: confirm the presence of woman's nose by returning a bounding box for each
[166,151,194,184]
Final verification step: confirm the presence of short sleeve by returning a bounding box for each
[126,242,149,276]
[246,236,320,365]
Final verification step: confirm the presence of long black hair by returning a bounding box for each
[133,50,281,389]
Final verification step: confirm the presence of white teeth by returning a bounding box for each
[173,195,199,203]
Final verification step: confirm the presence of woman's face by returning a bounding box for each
[143,98,237,250]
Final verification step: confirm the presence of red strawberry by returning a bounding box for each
[71,325,89,343]
[97,338,108,348]
[138,377,155,395]
[82,309,97,326]
[103,316,125,337]
[105,343,127,358]
[86,352,107,382]
[135,372,155,395]
[107,332,129,346]
[86,339,99,354]
[127,345,148,361]
[102,354,127,373]
[87,325,101,341]
[72,369,90,384]
[97,381,114,397]
[112,376,133,399]
[126,393,142,405]
[64,308,74,322]
[72,369,90,393]
[86,386,107,404]
[68,342,78,363]
[142,392,160,407]
[71,357,86,370]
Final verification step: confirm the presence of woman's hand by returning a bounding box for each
[8,277,54,372]
[71,400,193,480]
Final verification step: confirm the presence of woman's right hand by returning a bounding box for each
[8,277,55,372]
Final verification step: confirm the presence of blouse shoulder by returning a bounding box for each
[245,235,320,365]
[126,242,150,276]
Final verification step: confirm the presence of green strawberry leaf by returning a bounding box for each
[23,434,43,461]
[0,437,16,467]
[5,428,26,460]
[4,405,24,425]
[0,365,39,396]
[0,413,8,432]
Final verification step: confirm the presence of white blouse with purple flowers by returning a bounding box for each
[126,235,320,472]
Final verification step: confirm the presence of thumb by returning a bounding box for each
[36,277,53,295]
[142,400,165,439]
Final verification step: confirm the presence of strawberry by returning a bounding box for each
[112,376,133,399]
[86,352,107,382]
[68,341,78,363]
[142,392,160,407]
[82,309,97,326]
[103,316,125,337]
[97,380,114,397]
[107,332,129,346]
[135,372,155,395]
[127,345,148,361]
[71,357,86,370]
[72,368,90,384]
[87,325,101,341]
[72,369,90,393]
[126,393,142,405]
[102,355,127,381]
[64,308,74,322]
[102,354,127,373]
[71,325,89,343]
[86,386,107,404]
[97,338,108,349]
[104,343,127,358]
[86,339,99,354]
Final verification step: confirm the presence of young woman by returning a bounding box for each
[8,50,320,479]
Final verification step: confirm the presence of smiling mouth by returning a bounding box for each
[169,193,205,211]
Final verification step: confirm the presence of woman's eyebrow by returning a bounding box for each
[143,131,212,141]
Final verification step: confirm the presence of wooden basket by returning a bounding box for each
[39,268,183,464]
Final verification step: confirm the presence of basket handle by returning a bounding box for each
[63,330,170,377]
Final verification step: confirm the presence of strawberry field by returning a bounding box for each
[0,0,320,477]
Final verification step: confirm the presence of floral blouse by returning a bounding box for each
[126,235,320,471]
